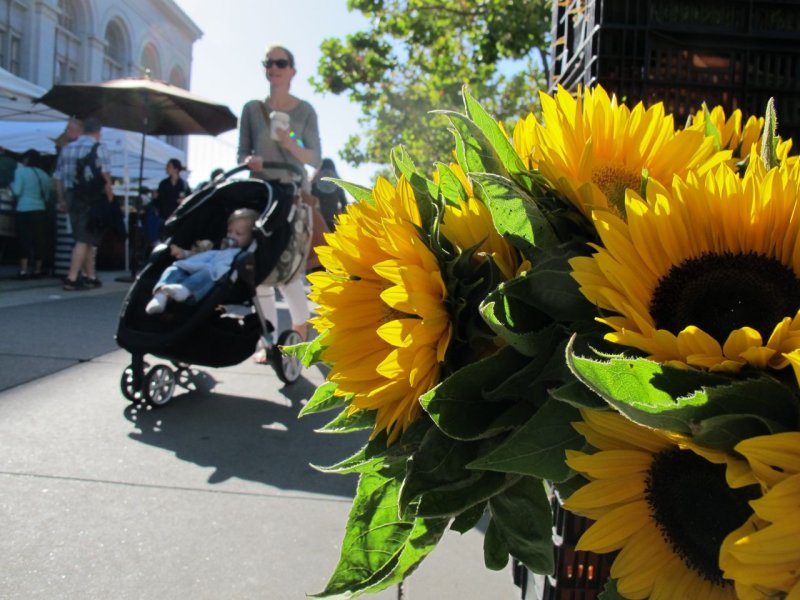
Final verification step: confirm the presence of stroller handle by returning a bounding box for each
[220,161,306,182]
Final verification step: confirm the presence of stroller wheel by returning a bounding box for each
[144,365,176,407]
[120,362,149,402]
[271,330,303,385]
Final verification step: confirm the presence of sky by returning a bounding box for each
[172,0,381,192]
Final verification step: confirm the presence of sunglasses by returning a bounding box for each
[263,58,291,69]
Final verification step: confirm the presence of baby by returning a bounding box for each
[145,208,259,315]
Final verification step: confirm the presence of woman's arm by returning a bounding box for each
[277,102,322,168]
[9,165,23,198]
[237,102,255,164]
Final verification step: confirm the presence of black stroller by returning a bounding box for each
[116,164,310,407]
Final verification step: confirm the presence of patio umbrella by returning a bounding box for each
[35,77,237,184]
[35,77,238,278]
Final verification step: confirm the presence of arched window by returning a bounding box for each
[168,65,186,89]
[140,43,161,79]
[54,0,81,83]
[0,0,27,75]
[103,19,129,81]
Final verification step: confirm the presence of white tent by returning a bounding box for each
[0,67,66,121]
[0,120,185,189]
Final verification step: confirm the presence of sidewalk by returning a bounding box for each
[0,265,133,309]
[0,263,521,599]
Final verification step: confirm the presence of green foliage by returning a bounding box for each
[761,97,780,170]
[468,398,584,482]
[567,341,800,451]
[312,0,551,169]
[486,478,554,574]
[311,470,448,598]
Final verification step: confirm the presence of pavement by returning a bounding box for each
[0,266,521,599]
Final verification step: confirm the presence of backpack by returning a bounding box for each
[73,142,105,200]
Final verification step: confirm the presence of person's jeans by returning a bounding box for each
[155,265,216,302]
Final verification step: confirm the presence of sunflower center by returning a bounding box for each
[650,251,800,343]
[591,164,641,218]
[645,448,758,584]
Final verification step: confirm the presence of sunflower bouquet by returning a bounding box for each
[292,84,800,599]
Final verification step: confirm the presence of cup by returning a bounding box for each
[270,111,290,141]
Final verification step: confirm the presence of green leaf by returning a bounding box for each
[298,382,348,417]
[761,97,780,170]
[498,265,591,323]
[480,300,563,357]
[598,578,627,600]
[462,86,528,178]
[469,398,583,482]
[399,426,516,518]
[550,379,606,410]
[483,517,510,570]
[450,501,486,534]
[328,178,374,205]
[440,109,510,179]
[701,102,722,151]
[471,172,558,252]
[567,341,800,450]
[317,405,376,434]
[434,161,468,205]
[311,470,448,598]
[283,333,327,368]
[692,413,789,449]
[488,477,554,574]
[421,345,530,440]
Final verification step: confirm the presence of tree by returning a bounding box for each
[311,0,552,171]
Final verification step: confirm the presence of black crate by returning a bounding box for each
[541,499,615,600]
[551,0,800,144]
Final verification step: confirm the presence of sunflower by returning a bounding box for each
[512,84,730,221]
[437,163,529,280]
[719,432,800,599]
[309,176,452,444]
[570,162,800,381]
[563,410,758,600]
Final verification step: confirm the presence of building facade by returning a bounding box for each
[0,0,202,147]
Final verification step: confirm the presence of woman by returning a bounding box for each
[238,45,322,359]
[152,158,191,236]
[11,149,52,278]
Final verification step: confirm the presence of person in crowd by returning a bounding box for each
[238,44,322,359]
[53,117,84,155]
[311,157,347,232]
[152,158,191,235]
[145,208,258,315]
[53,117,113,291]
[11,149,53,278]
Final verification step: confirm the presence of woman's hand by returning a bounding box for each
[245,155,263,172]
[276,127,293,149]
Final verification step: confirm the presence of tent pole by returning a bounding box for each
[127,126,146,280]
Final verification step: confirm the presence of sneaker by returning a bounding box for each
[161,284,191,302]
[82,276,102,288]
[62,277,86,291]
[145,292,168,315]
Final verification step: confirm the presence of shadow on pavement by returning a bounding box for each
[123,368,365,498]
